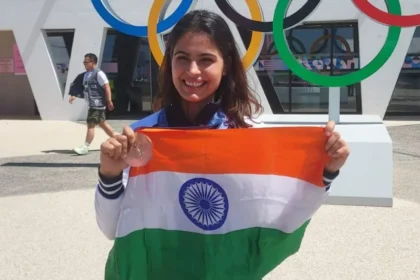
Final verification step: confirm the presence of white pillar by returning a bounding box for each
[328,87,341,123]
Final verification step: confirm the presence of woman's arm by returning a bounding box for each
[323,169,339,191]
[94,167,129,240]
[95,112,162,240]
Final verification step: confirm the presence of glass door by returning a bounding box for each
[102,29,153,119]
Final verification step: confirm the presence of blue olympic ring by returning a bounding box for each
[91,0,194,37]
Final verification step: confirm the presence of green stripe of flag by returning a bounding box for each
[105,221,310,280]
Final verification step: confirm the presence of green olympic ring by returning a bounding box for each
[273,0,402,87]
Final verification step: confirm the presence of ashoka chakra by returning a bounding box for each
[179,178,229,231]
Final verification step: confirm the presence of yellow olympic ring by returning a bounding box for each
[148,0,264,70]
[242,0,264,70]
[148,0,170,66]
[310,34,352,54]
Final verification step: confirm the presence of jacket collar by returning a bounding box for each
[159,102,227,128]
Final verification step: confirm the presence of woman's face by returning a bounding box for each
[171,31,226,104]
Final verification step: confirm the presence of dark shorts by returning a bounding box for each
[87,108,106,125]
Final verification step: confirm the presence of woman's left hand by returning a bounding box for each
[324,121,350,173]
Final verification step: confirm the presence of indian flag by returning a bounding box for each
[105,126,329,279]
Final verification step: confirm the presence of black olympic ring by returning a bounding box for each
[214,0,321,32]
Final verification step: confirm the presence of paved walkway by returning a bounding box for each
[0,119,419,280]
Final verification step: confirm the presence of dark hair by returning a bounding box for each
[84,53,98,64]
[152,9,263,128]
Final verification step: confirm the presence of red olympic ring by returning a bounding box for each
[353,0,420,27]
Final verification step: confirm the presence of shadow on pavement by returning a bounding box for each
[1,162,99,168]
[42,149,100,155]
[393,151,420,159]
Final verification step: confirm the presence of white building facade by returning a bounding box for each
[1,0,420,120]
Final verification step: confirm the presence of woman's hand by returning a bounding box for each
[324,121,350,173]
[99,126,135,178]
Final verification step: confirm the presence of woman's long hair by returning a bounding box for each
[152,9,263,128]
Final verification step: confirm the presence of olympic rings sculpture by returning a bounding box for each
[92,0,418,87]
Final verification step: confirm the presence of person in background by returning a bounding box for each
[69,53,116,155]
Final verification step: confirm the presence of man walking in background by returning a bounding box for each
[69,53,116,155]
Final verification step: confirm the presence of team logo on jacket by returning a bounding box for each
[179,178,229,231]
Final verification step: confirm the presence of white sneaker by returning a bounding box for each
[74,145,89,155]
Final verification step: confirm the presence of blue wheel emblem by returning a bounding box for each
[91,0,194,37]
[179,178,229,231]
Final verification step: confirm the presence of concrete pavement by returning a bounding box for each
[0,119,419,280]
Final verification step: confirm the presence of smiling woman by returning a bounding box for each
[171,32,226,105]
[153,9,263,128]
[94,9,350,280]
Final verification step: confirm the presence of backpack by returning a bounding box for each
[68,72,86,99]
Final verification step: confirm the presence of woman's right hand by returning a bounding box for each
[68,96,76,104]
[99,126,135,178]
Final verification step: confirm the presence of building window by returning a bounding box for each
[386,27,420,115]
[386,71,420,114]
[238,22,361,114]
[44,30,75,96]
[102,29,158,117]
[407,27,420,54]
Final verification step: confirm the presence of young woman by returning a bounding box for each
[95,9,350,279]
